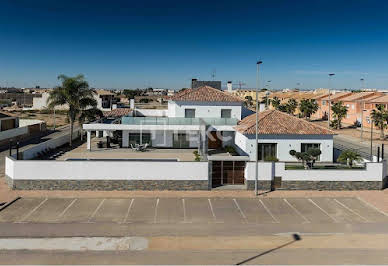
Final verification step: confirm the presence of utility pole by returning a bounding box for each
[255,60,263,196]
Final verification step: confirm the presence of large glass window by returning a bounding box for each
[221,109,232,118]
[128,133,152,146]
[185,109,195,118]
[257,143,277,161]
[301,143,320,160]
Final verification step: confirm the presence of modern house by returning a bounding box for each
[84,86,334,163]
[234,110,334,162]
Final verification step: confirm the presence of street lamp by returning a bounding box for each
[255,60,263,196]
[328,73,335,128]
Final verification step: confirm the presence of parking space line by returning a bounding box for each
[17,198,48,223]
[87,199,105,223]
[334,198,370,223]
[153,198,159,223]
[122,199,134,224]
[182,198,190,223]
[233,199,248,223]
[283,199,310,224]
[308,198,338,223]
[259,199,279,223]
[57,198,77,220]
[357,196,388,217]
[208,199,217,222]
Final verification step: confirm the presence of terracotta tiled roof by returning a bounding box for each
[367,94,388,103]
[321,92,352,101]
[234,110,334,135]
[339,92,380,102]
[103,108,132,118]
[170,86,243,102]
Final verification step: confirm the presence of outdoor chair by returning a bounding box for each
[130,144,139,151]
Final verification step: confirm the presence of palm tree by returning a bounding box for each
[299,99,318,120]
[337,150,362,168]
[371,104,388,140]
[286,98,298,115]
[47,74,102,146]
[271,96,280,109]
[331,101,348,129]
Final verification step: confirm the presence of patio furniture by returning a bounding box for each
[131,144,139,151]
[97,141,103,148]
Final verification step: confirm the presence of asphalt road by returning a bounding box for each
[0,196,388,264]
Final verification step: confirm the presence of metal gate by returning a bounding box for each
[211,161,246,187]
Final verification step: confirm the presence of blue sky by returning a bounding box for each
[1,0,388,90]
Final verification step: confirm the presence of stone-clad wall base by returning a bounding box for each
[8,178,209,191]
[281,181,383,190]
[245,179,383,190]
[246,180,271,191]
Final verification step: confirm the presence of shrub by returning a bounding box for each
[193,150,201,161]
[225,145,236,154]
[337,150,362,167]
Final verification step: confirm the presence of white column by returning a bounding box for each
[122,130,129,147]
[87,131,91,150]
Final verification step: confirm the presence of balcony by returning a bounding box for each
[121,117,238,126]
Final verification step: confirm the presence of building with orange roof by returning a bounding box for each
[361,94,388,132]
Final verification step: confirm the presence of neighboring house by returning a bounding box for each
[339,92,383,126]
[31,90,116,111]
[362,95,388,131]
[315,91,352,120]
[0,112,19,131]
[234,110,334,162]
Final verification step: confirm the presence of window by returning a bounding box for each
[221,109,232,118]
[322,100,326,106]
[185,109,195,118]
[128,133,152,146]
[301,143,320,160]
[257,143,277,161]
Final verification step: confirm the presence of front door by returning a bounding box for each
[211,161,246,187]
[208,131,222,149]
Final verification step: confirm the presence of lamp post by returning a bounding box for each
[328,73,335,128]
[255,60,263,196]
[370,119,374,161]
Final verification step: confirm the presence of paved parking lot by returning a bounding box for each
[0,197,387,225]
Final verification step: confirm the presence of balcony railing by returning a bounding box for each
[121,117,238,126]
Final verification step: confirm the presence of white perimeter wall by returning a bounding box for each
[6,157,208,181]
[21,129,80,160]
[235,132,334,162]
[168,101,242,120]
[244,161,385,181]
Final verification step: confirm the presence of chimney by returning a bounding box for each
[227,81,232,92]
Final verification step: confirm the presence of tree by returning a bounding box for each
[330,101,348,129]
[123,89,143,100]
[78,108,103,141]
[337,150,362,168]
[271,96,280,109]
[245,96,253,107]
[285,98,298,115]
[47,74,100,147]
[289,148,321,169]
[370,104,388,140]
[299,99,318,119]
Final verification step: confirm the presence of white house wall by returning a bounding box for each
[168,101,242,120]
[235,133,333,162]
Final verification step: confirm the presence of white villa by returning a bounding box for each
[84,86,335,162]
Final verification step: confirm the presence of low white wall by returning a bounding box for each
[21,129,80,160]
[6,157,208,181]
[134,109,167,117]
[0,126,28,141]
[245,162,274,181]
[244,161,385,182]
[275,162,385,181]
[19,119,44,127]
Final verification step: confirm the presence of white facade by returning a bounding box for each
[168,101,242,120]
[235,132,334,162]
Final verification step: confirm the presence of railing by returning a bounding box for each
[121,117,238,126]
